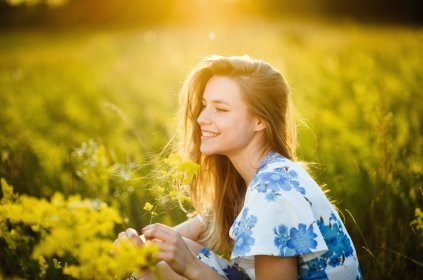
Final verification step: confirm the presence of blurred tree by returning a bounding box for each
[0,0,422,28]
[0,0,176,28]
[262,0,423,23]
[5,0,68,7]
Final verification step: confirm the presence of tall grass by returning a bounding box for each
[0,21,422,278]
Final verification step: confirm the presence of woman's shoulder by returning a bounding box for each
[249,152,310,197]
[256,152,308,176]
[248,151,332,212]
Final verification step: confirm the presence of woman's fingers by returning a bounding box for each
[118,231,127,239]
[142,224,176,242]
[114,228,144,247]
[111,228,145,258]
[142,223,173,234]
[113,231,128,246]
[126,228,139,237]
[148,239,175,253]
[114,224,200,278]
[111,231,128,256]
[149,240,186,267]
[125,228,144,246]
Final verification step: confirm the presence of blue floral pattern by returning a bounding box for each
[229,151,362,280]
[274,223,320,256]
[251,165,306,202]
[232,208,257,256]
[298,214,361,279]
[299,257,328,279]
[223,263,250,280]
[198,247,211,258]
[197,247,251,280]
[287,223,318,255]
[317,214,354,267]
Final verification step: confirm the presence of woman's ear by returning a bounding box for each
[254,118,266,132]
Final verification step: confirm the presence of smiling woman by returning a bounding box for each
[197,76,265,159]
[115,55,362,280]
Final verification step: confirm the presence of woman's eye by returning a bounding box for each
[216,107,228,112]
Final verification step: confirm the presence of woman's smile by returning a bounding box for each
[201,130,220,139]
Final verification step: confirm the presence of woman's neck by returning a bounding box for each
[227,138,270,186]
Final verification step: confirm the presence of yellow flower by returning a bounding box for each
[143,202,154,212]
[0,179,160,279]
[38,256,48,278]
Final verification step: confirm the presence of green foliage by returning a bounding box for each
[0,178,159,279]
[70,139,141,208]
[146,153,199,221]
[0,21,422,279]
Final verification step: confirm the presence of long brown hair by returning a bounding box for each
[175,55,296,253]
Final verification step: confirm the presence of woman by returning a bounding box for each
[116,55,362,280]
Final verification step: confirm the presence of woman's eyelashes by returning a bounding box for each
[216,107,228,112]
[201,103,229,113]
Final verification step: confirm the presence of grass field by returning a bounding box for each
[1,19,422,278]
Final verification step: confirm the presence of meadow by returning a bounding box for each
[0,19,422,278]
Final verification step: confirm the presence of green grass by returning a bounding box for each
[1,20,422,279]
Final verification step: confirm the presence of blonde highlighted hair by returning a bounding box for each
[175,55,297,253]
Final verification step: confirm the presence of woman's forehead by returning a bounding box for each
[203,76,244,104]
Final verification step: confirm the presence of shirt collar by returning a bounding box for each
[256,150,279,174]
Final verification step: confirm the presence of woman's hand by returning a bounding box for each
[142,223,200,279]
[113,228,145,247]
[112,228,145,258]
[112,228,153,279]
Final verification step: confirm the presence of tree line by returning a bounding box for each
[0,0,422,29]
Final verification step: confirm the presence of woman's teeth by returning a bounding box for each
[202,132,218,137]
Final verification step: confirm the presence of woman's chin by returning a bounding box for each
[200,147,216,156]
[200,150,213,156]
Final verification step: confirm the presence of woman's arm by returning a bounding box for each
[255,255,297,280]
[173,215,204,242]
[115,215,203,246]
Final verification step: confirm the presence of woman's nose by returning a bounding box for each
[197,108,211,125]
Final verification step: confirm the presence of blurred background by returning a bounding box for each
[0,0,422,279]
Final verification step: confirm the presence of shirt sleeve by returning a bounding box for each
[230,173,328,261]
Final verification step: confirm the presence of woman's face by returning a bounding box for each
[197,75,261,158]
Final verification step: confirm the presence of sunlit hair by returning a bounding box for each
[175,55,297,253]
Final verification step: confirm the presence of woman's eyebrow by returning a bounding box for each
[202,99,230,105]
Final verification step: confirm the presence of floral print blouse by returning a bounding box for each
[229,151,362,279]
